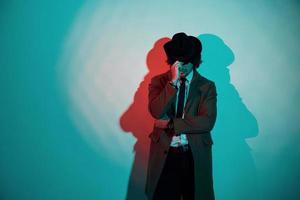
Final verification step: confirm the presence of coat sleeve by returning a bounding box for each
[148,76,177,119]
[173,82,217,134]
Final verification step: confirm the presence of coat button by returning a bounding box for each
[164,150,168,154]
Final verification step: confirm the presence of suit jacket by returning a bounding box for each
[145,69,217,200]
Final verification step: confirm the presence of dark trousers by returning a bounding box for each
[153,145,195,200]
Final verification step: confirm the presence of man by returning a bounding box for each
[145,32,217,200]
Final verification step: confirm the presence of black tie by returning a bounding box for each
[176,77,187,118]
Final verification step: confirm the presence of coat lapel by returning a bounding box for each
[184,70,203,113]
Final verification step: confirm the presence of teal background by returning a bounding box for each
[1,0,300,199]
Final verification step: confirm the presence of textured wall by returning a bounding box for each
[1,0,299,199]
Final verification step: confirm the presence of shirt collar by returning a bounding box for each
[185,69,194,83]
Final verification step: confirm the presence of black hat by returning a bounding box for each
[164,32,202,63]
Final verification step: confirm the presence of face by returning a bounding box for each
[177,61,194,77]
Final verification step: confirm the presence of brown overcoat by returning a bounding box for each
[145,69,217,200]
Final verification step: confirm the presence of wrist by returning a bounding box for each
[169,80,178,89]
[171,79,178,84]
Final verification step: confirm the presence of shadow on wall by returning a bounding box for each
[199,34,260,200]
[119,37,171,200]
[119,34,260,200]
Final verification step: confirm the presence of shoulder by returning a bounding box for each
[150,71,170,85]
[196,72,215,86]
[197,73,217,93]
[200,75,214,85]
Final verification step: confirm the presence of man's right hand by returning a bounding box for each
[170,61,180,83]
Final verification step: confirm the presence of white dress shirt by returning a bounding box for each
[170,70,194,147]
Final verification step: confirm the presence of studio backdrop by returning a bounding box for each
[1,0,300,199]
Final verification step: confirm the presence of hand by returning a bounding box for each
[170,61,180,83]
[154,119,170,129]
